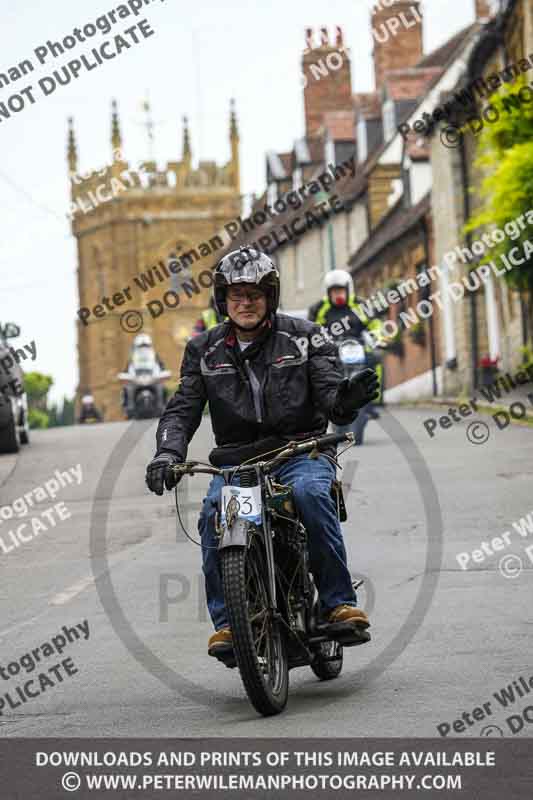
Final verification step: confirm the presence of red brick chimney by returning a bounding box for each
[371,1,424,89]
[302,26,353,138]
[475,0,496,20]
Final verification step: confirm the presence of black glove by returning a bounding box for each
[335,368,380,415]
[146,452,181,496]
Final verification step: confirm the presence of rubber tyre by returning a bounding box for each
[310,640,343,681]
[221,544,289,717]
[20,409,30,445]
[0,406,20,454]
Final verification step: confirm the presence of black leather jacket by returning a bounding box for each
[156,313,355,466]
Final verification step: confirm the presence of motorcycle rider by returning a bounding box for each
[121,333,167,417]
[79,391,102,423]
[309,270,383,417]
[191,297,225,337]
[145,248,379,661]
[308,268,383,349]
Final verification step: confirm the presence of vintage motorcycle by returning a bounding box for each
[118,352,170,420]
[172,431,367,717]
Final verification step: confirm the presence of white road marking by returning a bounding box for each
[0,608,49,640]
[50,575,96,605]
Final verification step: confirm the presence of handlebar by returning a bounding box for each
[170,431,354,479]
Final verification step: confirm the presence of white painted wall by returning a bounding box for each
[410,161,432,205]
[383,366,443,403]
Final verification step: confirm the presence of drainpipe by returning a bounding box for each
[420,216,438,396]
[458,134,479,392]
[316,190,336,270]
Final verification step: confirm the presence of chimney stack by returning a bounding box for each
[371,1,423,89]
[302,26,352,138]
[475,0,497,21]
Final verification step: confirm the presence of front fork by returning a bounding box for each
[262,474,279,622]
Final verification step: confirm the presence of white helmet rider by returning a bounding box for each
[324,269,354,301]
[133,333,153,348]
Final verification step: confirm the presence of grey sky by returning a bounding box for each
[0,0,476,404]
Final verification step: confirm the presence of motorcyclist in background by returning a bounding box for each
[121,334,167,417]
[145,248,379,662]
[78,391,102,423]
[309,270,383,421]
[191,297,225,337]
[308,269,382,351]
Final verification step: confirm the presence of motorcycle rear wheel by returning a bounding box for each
[221,540,289,717]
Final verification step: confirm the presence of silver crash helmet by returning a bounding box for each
[213,248,280,317]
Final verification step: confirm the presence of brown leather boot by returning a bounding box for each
[208,628,233,657]
[328,605,370,626]
[326,606,371,646]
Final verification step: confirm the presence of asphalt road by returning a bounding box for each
[0,406,531,737]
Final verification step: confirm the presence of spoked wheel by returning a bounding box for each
[221,537,289,716]
[311,640,343,681]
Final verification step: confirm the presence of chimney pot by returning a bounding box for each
[320,27,329,47]
[372,1,423,88]
[305,27,314,50]
[475,0,497,20]
[335,26,344,48]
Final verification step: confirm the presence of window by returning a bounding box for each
[357,117,368,163]
[382,99,396,141]
[267,182,278,208]
[416,262,430,302]
[325,137,336,166]
[296,242,304,291]
[292,167,303,190]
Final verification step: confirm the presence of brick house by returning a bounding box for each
[210,0,531,401]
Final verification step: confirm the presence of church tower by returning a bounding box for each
[69,100,241,420]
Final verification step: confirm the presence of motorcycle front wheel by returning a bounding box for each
[221,538,289,716]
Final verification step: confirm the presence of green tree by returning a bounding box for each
[28,408,49,429]
[464,76,533,334]
[48,395,76,427]
[24,371,53,412]
[60,396,75,426]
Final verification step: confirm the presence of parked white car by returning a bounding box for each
[0,323,30,453]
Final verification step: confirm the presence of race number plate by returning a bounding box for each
[220,485,262,527]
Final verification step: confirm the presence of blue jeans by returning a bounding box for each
[198,454,357,630]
